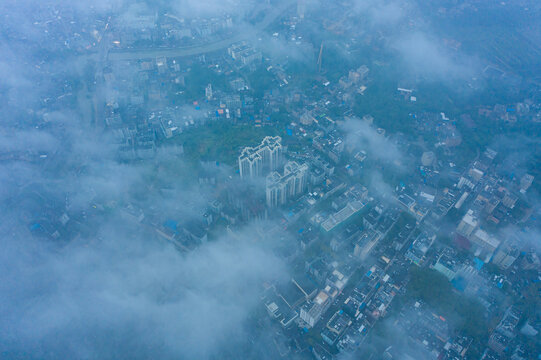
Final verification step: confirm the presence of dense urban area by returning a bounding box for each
[1,0,540,359]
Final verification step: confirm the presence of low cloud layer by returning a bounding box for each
[338,0,481,83]
[341,117,404,166]
[392,31,479,82]
[352,0,407,26]
[0,2,292,358]
[0,107,288,358]
[0,222,286,359]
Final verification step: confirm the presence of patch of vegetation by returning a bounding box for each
[248,66,276,98]
[182,64,228,100]
[171,121,281,166]
[406,267,489,342]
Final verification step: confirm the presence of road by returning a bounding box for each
[76,18,111,127]
[107,1,294,62]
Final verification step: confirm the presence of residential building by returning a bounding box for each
[266,161,309,207]
[238,136,282,178]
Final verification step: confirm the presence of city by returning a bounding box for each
[0,0,540,359]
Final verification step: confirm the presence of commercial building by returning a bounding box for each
[470,229,500,262]
[321,185,367,232]
[353,229,382,260]
[264,287,299,328]
[405,232,436,265]
[321,311,353,345]
[228,41,262,66]
[456,210,479,237]
[492,238,520,269]
[433,248,460,280]
[300,290,332,328]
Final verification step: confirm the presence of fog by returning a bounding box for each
[340,117,405,167]
[0,221,287,359]
[0,111,289,359]
[0,90,287,358]
[1,0,540,358]
[391,31,479,81]
[0,1,293,358]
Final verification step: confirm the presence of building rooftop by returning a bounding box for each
[315,290,329,305]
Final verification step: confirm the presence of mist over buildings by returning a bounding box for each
[1,0,540,359]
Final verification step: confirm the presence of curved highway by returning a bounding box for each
[108,1,293,61]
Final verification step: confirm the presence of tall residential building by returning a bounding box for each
[239,136,282,178]
[266,161,309,207]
